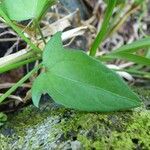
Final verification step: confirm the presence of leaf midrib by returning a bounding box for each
[47,77,115,110]
[48,71,139,105]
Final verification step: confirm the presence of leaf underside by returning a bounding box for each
[0,0,56,21]
[32,32,141,112]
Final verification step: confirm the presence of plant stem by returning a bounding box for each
[0,50,34,67]
[0,49,42,73]
[36,20,46,45]
[0,9,42,54]
[0,63,43,103]
[89,0,117,56]
[0,57,41,73]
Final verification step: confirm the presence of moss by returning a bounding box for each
[0,134,11,150]
[0,87,150,149]
[75,110,150,150]
[53,88,150,149]
[0,113,7,126]
[0,104,63,149]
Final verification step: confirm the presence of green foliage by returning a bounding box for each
[104,0,142,5]
[108,37,150,53]
[0,0,148,112]
[0,0,57,21]
[101,38,150,66]
[104,0,125,5]
[134,0,144,5]
[90,0,117,56]
[0,64,42,104]
[32,32,141,112]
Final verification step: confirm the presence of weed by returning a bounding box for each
[0,0,149,112]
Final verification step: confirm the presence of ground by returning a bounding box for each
[0,87,150,150]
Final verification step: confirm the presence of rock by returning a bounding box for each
[59,0,91,19]
[0,87,150,150]
[71,141,83,150]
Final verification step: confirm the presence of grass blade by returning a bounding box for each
[0,64,42,103]
[89,0,117,56]
[110,37,150,54]
[102,52,150,66]
[0,57,41,73]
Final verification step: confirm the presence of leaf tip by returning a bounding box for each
[32,94,41,108]
[130,96,142,109]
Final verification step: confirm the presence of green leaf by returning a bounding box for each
[32,32,141,112]
[146,48,150,58]
[101,37,150,66]
[110,37,150,54]
[90,0,117,56]
[0,0,57,21]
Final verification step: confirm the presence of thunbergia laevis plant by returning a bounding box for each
[32,32,141,112]
[1,0,149,112]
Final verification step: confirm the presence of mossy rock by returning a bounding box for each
[0,87,150,150]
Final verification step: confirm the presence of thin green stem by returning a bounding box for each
[36,20,46,45]
[0,57,41,73]
[0,63,43,103]
[0,51,34,67]
[89,0,117,56]
[0,9,42,54]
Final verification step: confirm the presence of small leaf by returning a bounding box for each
[101,37,150,66]
[0,0,57,21]
[32,32,141,112]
